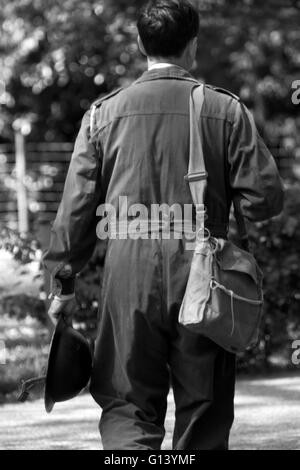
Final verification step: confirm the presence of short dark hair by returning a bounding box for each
[137,0,199,58]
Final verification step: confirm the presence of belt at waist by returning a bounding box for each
[105,220,228,239]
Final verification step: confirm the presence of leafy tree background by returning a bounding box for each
[0,0,300,393]
[1,0,300,160]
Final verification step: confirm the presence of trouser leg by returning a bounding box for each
[170,326,236,450]
[90,239,170,450]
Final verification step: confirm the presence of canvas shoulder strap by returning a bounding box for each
[186,85,206,182]
[187,84,249,249]
[184,84,207,233]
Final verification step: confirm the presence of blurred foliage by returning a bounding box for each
[0,0,300,172]
[0,0,144,141]
[0,316,48,402]
[0,226,41,263]
[0,227,45,324]
[0,294,46,324]
[237,182,300,371]
[0,345,47,402]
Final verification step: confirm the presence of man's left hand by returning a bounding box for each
[48,294,78,326]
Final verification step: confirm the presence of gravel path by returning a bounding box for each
[1,375,300,450]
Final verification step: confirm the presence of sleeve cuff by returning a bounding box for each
[49,276,76,298]
[59,277,76,295]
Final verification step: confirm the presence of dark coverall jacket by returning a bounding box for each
[43,66,284,450]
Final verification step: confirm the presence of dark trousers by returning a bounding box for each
[90,238,236,450]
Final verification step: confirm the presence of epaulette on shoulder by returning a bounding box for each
[91,87,124,109]
[205,84,240,101]
[90,87,123,134]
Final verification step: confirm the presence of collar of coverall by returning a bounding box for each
[134,64,199,85]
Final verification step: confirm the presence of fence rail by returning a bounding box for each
[0,140,73,230]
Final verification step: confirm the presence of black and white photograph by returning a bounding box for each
[0,0,300,453]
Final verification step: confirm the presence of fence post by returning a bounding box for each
[14,130,29,234]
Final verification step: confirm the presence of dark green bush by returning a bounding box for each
[237,182,300,371]
[0,227,41,264]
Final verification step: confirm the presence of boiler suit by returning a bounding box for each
[43,66,284,449]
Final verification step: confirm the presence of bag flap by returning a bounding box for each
[215,240,262,284]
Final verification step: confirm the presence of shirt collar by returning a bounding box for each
[148,62,174,70]
[134,65,199,85]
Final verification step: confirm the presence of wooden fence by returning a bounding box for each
[0,139,73,231]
